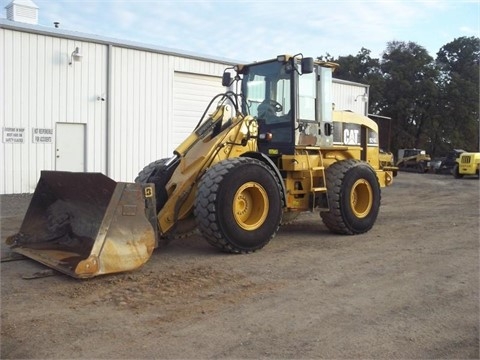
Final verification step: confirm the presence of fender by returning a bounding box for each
[241,151,287,207]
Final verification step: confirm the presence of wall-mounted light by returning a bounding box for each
[355,93,368,103]
[69,47,83,65]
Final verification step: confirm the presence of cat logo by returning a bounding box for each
[343,129,360,145]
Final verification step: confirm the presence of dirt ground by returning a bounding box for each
[0,172,478,359]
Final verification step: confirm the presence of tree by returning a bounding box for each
[316,36,480,157]
[436,36,480,152]
[379,41,439,154]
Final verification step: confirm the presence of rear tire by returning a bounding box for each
[194,157,283,253]
[135,158,194,239]
[135,159,168,184]
[320,159,381,235]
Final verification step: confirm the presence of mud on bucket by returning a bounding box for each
[6,171,158,279]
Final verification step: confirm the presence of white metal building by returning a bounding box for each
[1,1,368,194]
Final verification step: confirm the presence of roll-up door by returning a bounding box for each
[172,72,224,150]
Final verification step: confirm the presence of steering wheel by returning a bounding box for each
[265,99,283,113]
[257,99,283,120]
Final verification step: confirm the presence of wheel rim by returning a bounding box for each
[350,179,373,218]
[233,182,269,230]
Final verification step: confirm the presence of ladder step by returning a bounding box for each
[311,187,327,192]
[289,190,307,195]
[311,166,324,171]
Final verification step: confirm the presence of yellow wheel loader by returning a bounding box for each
[378,149,398,177]
[6,55,394,278]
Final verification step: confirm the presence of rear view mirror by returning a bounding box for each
[222,72,232,87]
[301,58,314,74]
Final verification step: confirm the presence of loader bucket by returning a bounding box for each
[6,171,158,279]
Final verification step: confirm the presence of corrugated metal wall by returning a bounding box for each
[1,25,230,194]
[332,79,369,115]
[1,28,107,194]
[108,48,227,182]
[109,46,172,182]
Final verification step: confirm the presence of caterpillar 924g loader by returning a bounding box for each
[6,55,394,278]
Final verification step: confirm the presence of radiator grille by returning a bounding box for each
[461,156,472,164]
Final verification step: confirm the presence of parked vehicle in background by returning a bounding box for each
[453,152,480,178]
[396,149,431,173]
[435,149,465,174]
[427,157,444,173]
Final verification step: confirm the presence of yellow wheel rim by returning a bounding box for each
[350,179,373,218]
[233,182,269,230]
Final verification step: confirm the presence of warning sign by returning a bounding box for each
[2,127,25,143]
[32,128,54,144]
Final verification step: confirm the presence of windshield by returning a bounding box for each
[240,61,293,145]
[241,61,292,119]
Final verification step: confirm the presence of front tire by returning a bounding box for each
[453,164,463,178]
[320,159,381,235]
[194,157,283,253]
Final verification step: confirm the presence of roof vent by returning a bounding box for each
[5,0,39,25]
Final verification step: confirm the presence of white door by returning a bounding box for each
[55,123,86,171]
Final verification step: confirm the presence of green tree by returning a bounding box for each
[436,36,480,152]
[379,41,439,155]
[318,37,479,157]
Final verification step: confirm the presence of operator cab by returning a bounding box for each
[224,55,334,156]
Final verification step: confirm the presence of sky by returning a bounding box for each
[2,0,479,63]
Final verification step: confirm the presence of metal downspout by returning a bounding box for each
[106,44,112,177]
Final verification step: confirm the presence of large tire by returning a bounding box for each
[453,164,463,179]
[135,158,175,212]
[320,159,381,235]
[194,157,283,253]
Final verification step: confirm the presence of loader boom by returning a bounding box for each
[157,100,259,235]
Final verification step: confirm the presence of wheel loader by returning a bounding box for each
[6,55,394,278]
[378,149,398,177]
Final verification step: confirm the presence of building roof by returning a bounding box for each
[5,0,38,9]
[0,18,241,65]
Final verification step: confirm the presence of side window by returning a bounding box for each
[298,71,316,121]
[246,79,266,117]
[275,79,291,116]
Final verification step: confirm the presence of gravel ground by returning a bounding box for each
[1,172,479,359]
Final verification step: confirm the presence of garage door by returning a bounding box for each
[172,72,224,150]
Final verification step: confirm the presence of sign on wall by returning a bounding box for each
[2,127,25,143]
[32,128,53,144]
